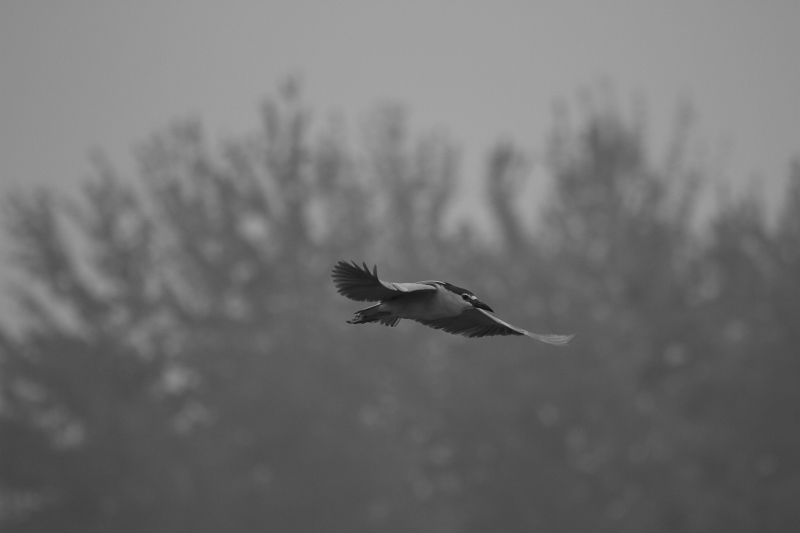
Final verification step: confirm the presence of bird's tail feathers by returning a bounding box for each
[347,303,400,327]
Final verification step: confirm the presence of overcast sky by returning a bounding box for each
[2,1,799,219]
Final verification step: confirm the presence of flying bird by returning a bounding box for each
[331,261,575,346]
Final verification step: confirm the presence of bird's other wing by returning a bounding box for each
[418,308,576,346]
[331,261,437,302]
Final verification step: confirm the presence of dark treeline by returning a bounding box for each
[1,85,799,532]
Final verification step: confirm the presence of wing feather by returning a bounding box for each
[418,308,576,346]
[331,260,437,302]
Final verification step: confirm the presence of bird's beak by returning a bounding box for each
[473,300,494,313]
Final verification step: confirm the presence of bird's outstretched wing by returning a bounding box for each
[331,261,437,302]
[418,308,576,346]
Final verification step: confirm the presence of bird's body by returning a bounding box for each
[380,283,470,320]
[351,282,475,325]
[331,261,575,346]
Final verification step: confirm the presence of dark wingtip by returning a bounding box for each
[331,260,349,277]
[331,260,379,280]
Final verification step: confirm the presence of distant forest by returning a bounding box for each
[1,84,798,532]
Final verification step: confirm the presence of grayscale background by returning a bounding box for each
[1,2,799,531]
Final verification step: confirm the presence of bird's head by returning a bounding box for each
[441,283,494,313]
[462,293,494,313]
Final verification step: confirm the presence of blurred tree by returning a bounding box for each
[0,86,464,532]
[1,84,799,533]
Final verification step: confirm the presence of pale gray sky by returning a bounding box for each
[2,1,799,218]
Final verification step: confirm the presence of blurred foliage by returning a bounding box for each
[1,85,799,532]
